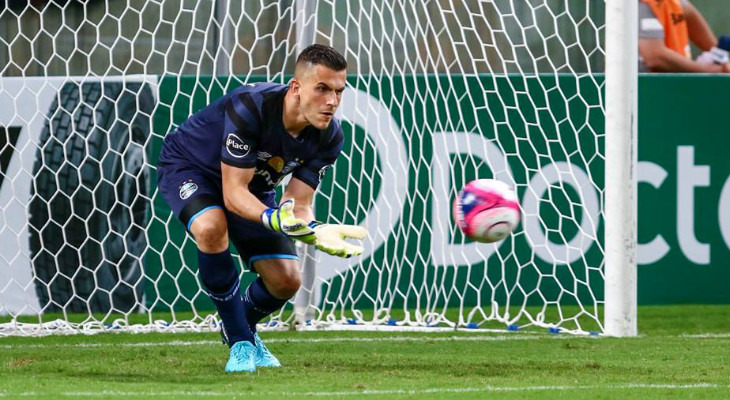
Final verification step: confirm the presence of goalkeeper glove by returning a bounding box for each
[261,199,316,244]
[309,222,368,258]
[261,199,368,257]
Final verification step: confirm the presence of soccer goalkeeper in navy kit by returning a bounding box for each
[157,44,366,372]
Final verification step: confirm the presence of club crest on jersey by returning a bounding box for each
[225,133,250,158]
[179,181,198,200]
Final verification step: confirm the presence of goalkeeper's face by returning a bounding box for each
[295,64,346,130]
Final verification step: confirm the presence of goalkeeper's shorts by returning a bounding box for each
[156,162,297,271]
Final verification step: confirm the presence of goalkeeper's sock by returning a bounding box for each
[198,249,254,345]
[243,277,288,333]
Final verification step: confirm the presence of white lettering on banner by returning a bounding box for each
[430,132,600,266]
[719,176,730,250]
[637,161,670,264]
[428,144,728,268]
[677,146,710,264]
[522,162,600,265]
[314,88,408,283]
[430,144,723,267]
[431,131,515,267]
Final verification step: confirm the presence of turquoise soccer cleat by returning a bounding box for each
[254,333,282,368]
[224,341,257,372]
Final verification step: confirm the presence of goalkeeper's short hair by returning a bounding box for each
[296,44,347,72]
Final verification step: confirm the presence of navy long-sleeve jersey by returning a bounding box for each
[158,82,344,202]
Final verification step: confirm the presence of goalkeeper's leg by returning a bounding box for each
[241,259,300,368]
[228,215,300,368]
[242,263,300,332]
[156,166,256,372]
[189,210,257,372]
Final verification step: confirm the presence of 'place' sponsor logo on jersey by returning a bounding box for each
[226,133,250,158]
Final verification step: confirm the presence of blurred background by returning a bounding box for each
[2,0,726,78]
[0,0,611,76]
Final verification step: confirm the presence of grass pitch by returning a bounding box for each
[0,305,729,400]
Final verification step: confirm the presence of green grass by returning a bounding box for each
[0,305,729,399]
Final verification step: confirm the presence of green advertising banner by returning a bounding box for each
[637,75,730,304]
[143,74,730,312]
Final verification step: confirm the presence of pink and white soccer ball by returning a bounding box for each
[453,179,521,243]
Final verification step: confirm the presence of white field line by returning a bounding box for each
[0,383,725,397]
[0,334,583,349]
[681,333,730,339]
[2,331,727,350]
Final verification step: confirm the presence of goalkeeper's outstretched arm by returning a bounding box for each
[221,163,315,242]
[222,164,366,255]
[281,177,368,258]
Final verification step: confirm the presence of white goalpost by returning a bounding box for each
[604,0,638,337]
[0,0,636,337]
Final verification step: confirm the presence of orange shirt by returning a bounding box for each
[640,0,691,58]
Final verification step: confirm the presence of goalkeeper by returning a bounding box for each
[156,44,366,372]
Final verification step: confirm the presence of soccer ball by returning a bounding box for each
[453,179,521,243]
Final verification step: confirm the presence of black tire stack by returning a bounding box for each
[29,81,154,313]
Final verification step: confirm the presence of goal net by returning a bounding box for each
[0,0,611,336]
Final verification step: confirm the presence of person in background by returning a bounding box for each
[638,0,730,73]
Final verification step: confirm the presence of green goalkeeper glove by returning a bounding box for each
[309,222,368,258]
[261,199,316,244]
[261,199,368,257]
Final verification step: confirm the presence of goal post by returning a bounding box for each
[604,0,639,337]
[0,0,637,337]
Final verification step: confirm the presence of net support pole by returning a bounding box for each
[293,0,319,324]
[214,0,233,76]
[604,0,638,337]
[295,0,317,49]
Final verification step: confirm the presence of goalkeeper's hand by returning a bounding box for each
[261,199,316,244]
[310,222,368,258]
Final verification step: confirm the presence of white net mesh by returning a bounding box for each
[0,0,606,336]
